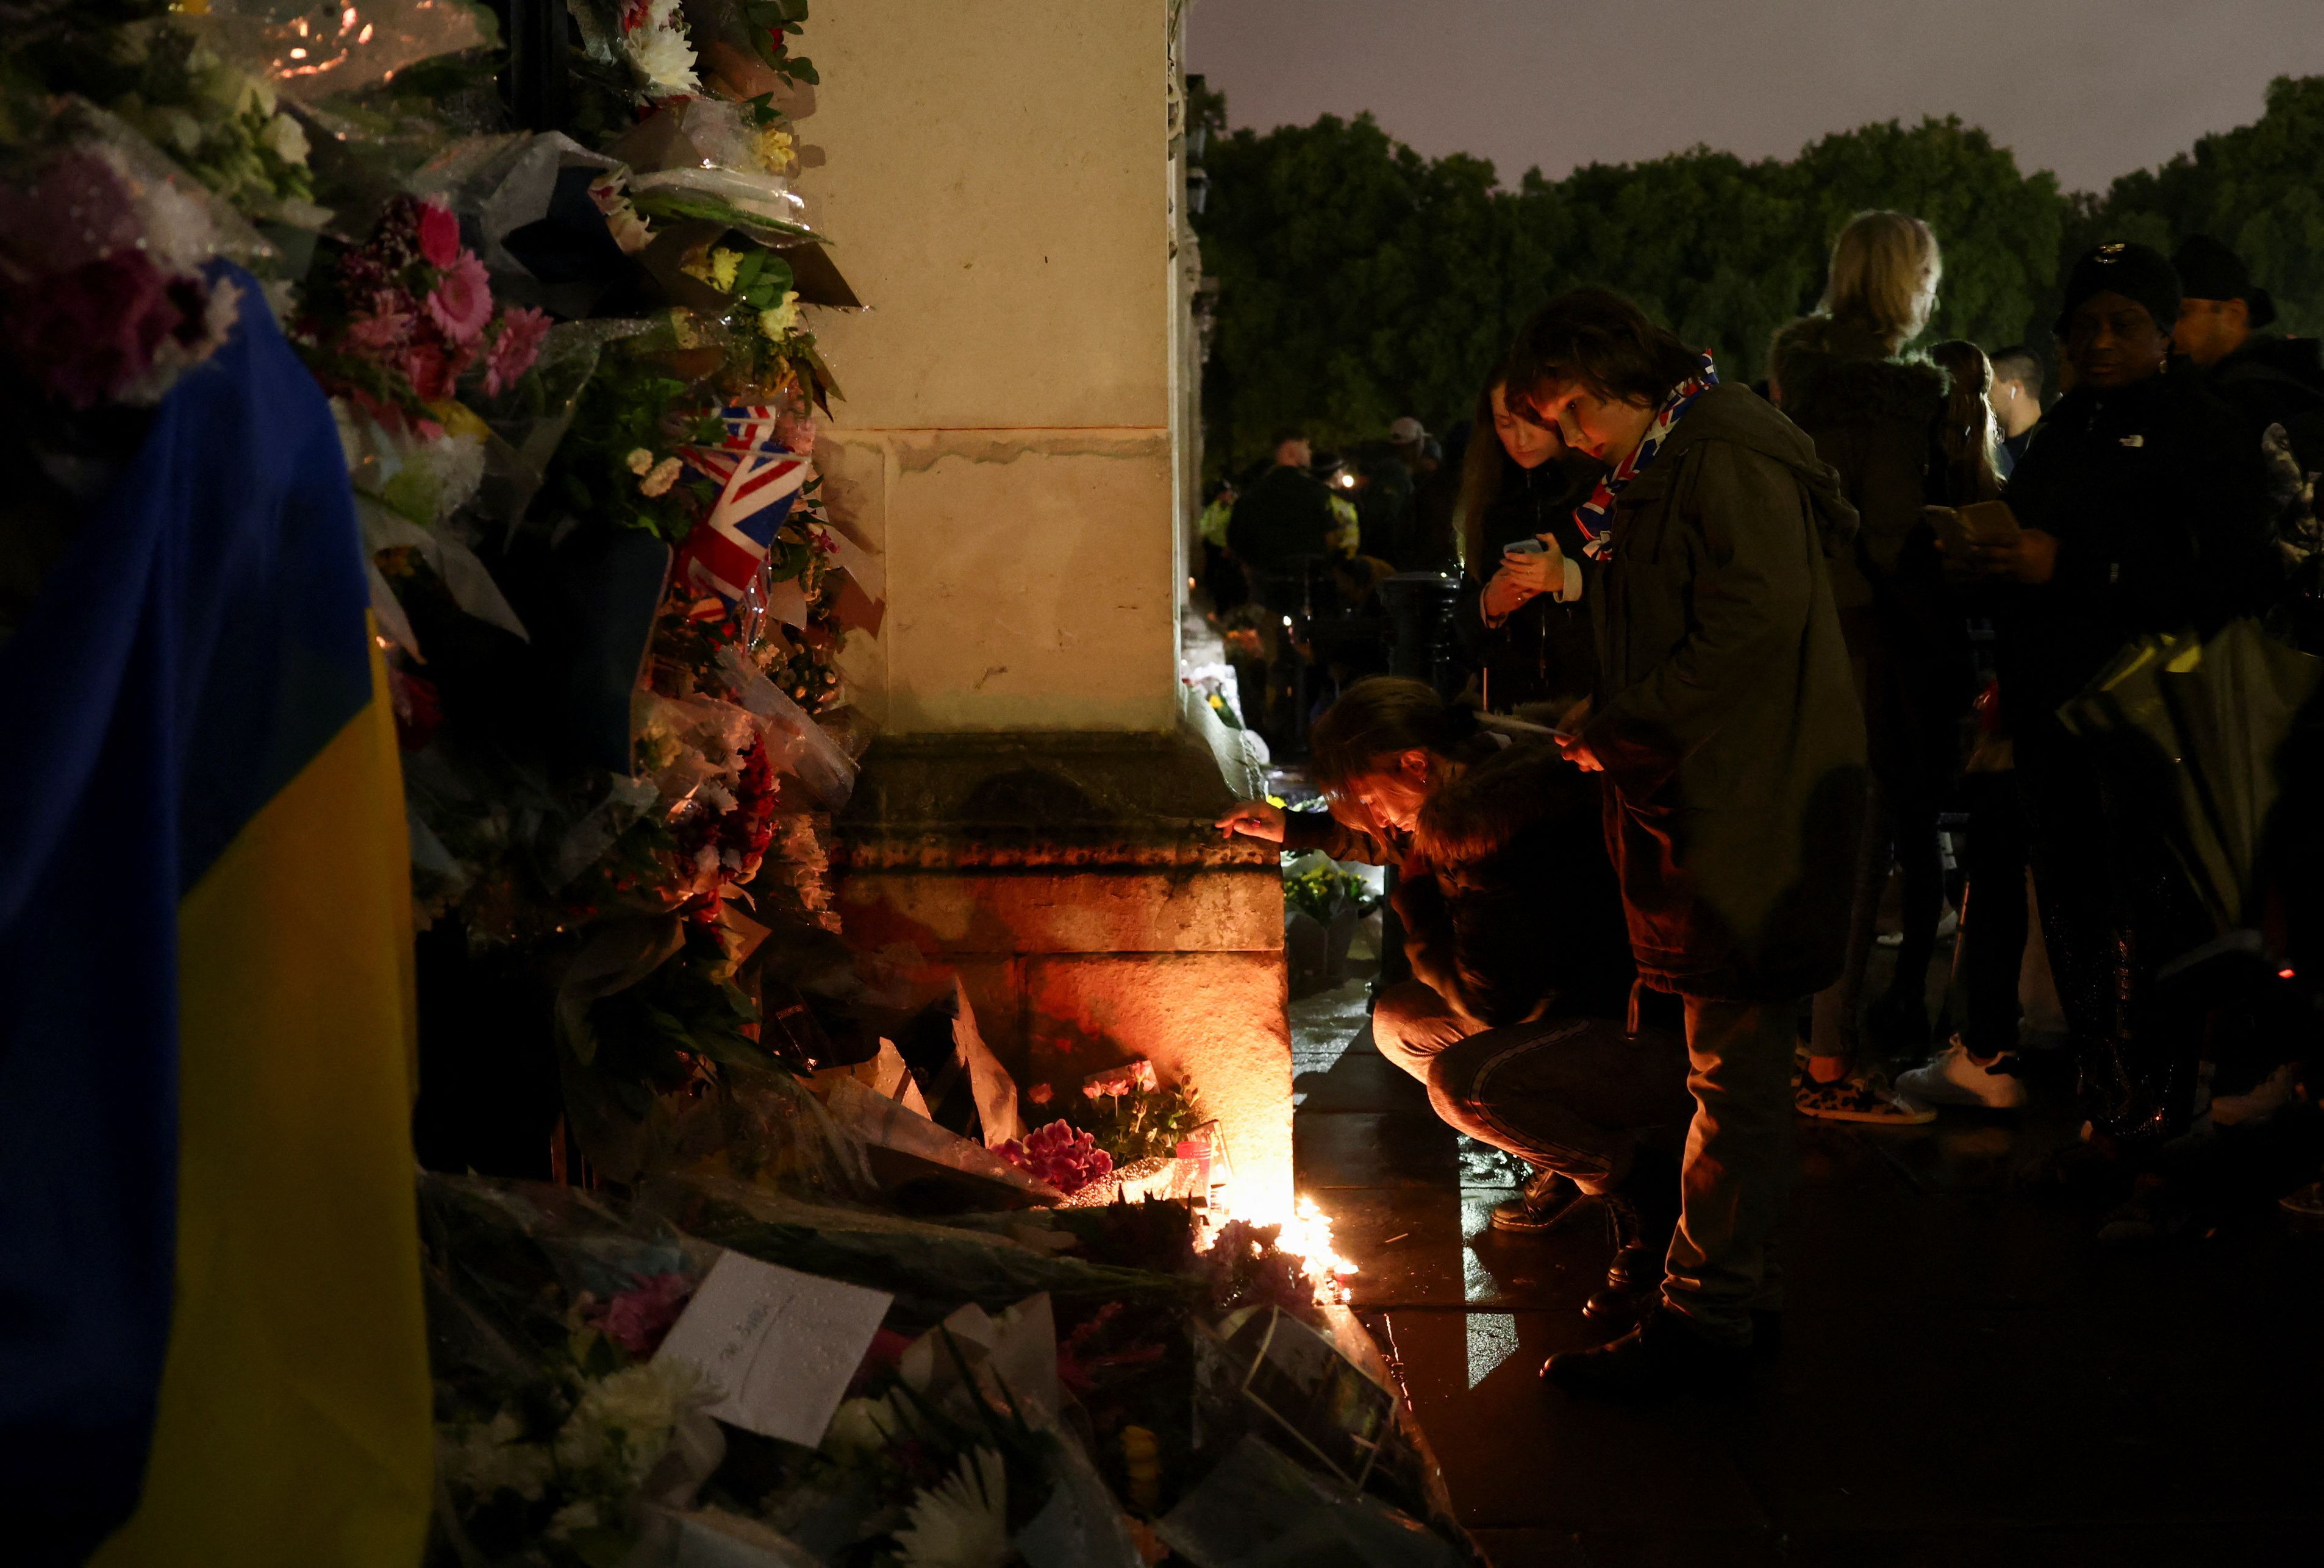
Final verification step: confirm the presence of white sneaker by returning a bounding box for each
[1895,1036,2028,1110]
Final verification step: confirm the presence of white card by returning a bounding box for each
[654,1250,893,1447]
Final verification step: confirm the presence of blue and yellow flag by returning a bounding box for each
[0,269,431,1566]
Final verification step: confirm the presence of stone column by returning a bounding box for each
[798,0,1291,1205]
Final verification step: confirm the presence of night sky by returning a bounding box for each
[1187,0,2324,194]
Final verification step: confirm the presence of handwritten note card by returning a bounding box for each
[654,1250,893,1446]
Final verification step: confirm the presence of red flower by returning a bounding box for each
[390,669,443,751]
[400,341,458,403]
[998,1120,1114,1195]
[415,201,462,269]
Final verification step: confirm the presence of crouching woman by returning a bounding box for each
[1218,679,1694,1316]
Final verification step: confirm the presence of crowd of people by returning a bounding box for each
[1209,214,2324,1399]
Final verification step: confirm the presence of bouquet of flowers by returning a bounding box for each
[295,194,550,435]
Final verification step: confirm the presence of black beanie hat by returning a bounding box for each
[2171,233,2278,329]
[2054,242,2181,337]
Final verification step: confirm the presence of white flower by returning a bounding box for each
[545,1500,602,1541]
[624,0,701,97]
[758,290,800,343]
[821,1394,898,1461]
[893,1449,1010,1568]
[556,1360,702,1486]
[626,447,656,476]
[439,1409,555,1502]
[640,455,684,497]
[260,112,309,166]
[154,105,205,155]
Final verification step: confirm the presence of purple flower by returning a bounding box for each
[2,249,193,409]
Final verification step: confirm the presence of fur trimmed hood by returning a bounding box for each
[1769,314,1947,427]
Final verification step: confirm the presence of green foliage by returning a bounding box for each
[2081,76,2324,337]
[1196,85,2324,474]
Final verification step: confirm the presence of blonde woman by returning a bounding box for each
[1768,210,1958,1124]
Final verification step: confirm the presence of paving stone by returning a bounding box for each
[1379,1308,1774,1534]
[1294,1107,1459,1188]
[1312,1186,1608,1310]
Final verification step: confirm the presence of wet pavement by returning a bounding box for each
[1292,974,2324,1567]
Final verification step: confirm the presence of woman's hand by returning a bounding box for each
[1978,528,2059,585]
[1481,535,1567,621]
[1216,799,1286,843]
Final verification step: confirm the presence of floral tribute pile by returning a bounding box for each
[2,4,1468,1564]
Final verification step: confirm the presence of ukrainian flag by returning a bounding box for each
[1,269,431,1566]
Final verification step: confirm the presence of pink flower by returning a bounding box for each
[416,202,462,269]
[342,302,414,357]
[589,1272,695,1356]
[484,305,550,396]
[1028,1082,1054,1107]
[1131,1059,1160,1092]
[773,410,817,455]
[424,251,493,346]
[998,1120,1114,1195]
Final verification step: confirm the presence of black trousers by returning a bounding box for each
[2018,733,2208,1142]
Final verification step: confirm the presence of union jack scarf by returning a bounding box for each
[1570,352,1720,561]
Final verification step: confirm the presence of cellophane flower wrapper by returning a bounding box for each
[185,0,501,105]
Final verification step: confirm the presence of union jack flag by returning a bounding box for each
[673,435,812,604]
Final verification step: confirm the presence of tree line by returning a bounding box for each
[1192,76,2324,478]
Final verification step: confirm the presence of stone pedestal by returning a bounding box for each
[796,0,1288,1203]
[832,722,1290,1206]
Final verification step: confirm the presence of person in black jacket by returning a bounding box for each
[1447,361,1603,715]
[1971,243,2281,1149]
[1215,680,1689,1317]
[1225,427,1343,578]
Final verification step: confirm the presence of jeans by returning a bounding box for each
[1662,994,1800,1342]
[1426,1015,1693,1191]
[1370,978,1476,1083]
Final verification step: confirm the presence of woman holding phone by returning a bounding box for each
[1448,359,1603,715]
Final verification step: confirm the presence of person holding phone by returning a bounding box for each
[1972,244,2279,1158]
[1500,289,1867,1396]
[1448,360,1603,715]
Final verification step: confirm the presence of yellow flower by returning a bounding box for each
[753,126,797,174]
[709,247,742,293]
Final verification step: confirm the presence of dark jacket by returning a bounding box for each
[1999,365,2283,745]
[1279,739,1634,1026]
[2206,335,2324,458]
[1767,315,1947,636]
[1226,464,1339,574]
[1769,313,1971,782]
[1575,382,1869,1001]
[1450,451,1601,713]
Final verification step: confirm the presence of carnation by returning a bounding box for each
[589,1272,695,1357]
[641,455,684,497]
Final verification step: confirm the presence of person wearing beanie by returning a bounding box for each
[1964,242,2280,1160]
[2171,234,2324,454]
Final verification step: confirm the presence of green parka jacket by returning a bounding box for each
[1574,383,1869,1001]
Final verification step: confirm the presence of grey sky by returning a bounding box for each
[1186,0,2324,194]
